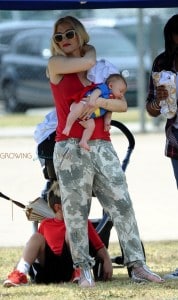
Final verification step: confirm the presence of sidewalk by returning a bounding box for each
[0,127,178,247]
[0,121,160,137]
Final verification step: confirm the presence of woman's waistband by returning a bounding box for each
[56,138,110,146]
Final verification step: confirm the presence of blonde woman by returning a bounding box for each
[48,15,164,287]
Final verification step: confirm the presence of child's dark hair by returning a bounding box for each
[106,73,127,87]
[47,181,61,212]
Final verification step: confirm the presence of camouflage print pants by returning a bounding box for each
[53,138,145,269]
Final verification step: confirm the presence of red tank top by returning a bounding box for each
[50,73,111,142]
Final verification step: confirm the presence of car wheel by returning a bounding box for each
[3,81,27,113]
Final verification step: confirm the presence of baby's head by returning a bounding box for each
[106,73,127,98]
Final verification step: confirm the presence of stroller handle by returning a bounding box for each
[111,120,135,172]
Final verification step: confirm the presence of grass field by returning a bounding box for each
[1,241,178,300]
[0,108,152,127]
[0,114,45,127]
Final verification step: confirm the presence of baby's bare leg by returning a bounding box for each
[79,119,95,151]
[63,102,85,136]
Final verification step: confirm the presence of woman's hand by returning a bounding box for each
[79,88,101,120]
[79,97,99,120]
[79,103,97,120]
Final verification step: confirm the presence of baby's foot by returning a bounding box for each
[79,141,90,151]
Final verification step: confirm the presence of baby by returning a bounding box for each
[62,73,127,150]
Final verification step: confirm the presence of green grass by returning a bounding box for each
[0,114,45,127]
[112,109,151,123]
[0,109,151,127]
[1,241,178,300]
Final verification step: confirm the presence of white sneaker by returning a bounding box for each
[78,268,95,288]
[131,264,164,283]
[164,269,178,280]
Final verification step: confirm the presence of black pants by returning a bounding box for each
[29,242,74,284]
[29,238,108,284]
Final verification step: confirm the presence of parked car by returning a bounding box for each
[0,27,53,112]
[88,25,151,106]
[0,20,53,101]
[0,20,51,56]
[0,22,150,112]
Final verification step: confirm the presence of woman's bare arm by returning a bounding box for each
[79,96,127,120]
[48,44,96,83]
[97,96,127,113]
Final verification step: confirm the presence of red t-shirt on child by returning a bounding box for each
[38,218,104,255]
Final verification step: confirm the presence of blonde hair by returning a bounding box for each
[50,15,90,56]
[47,181,61,213]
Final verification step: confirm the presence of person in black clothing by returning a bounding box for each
[146,14,178,279]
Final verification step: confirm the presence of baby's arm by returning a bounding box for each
[88,88,102,107]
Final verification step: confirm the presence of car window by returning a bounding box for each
[15,36,38,55]
[0,30,19,52]
[0,31,16,45]
[40,34,51,58]
[88,28,136,57]
[13,30,51,57]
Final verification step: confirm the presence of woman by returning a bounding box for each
[48,15,164,287]
[146,14,178,280]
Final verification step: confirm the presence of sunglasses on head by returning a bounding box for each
[53,29,76,43]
